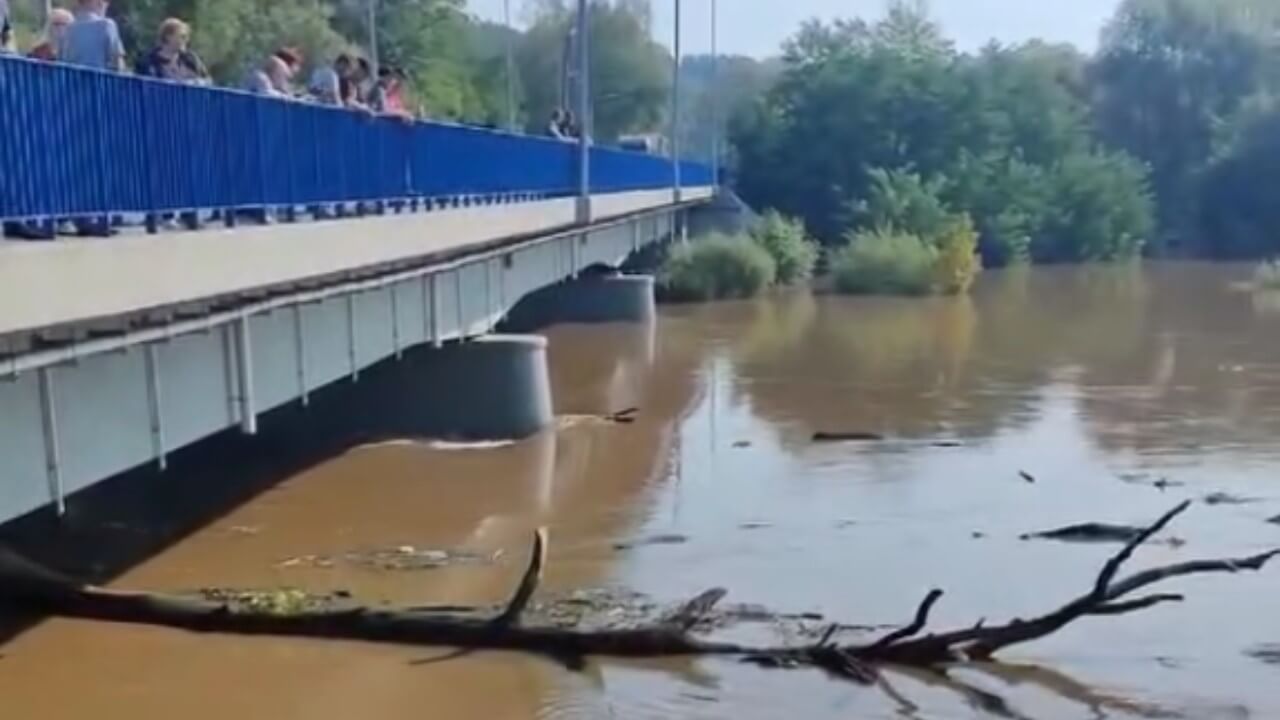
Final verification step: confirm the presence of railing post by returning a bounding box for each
[92,71,112,234]
[284,101,298,223]
[139,79,159,235]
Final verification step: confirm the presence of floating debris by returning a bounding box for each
[608,408,640,424]
[1268,515,1280,526]
[1202,492,1260,507]
[738,521,772,531]
[276,545,501,572]
[349,546,502,571]
[1021,523,1147,543]
[971,531,987,539]
[930,441,965,448]
[1020,470,1037,484]
[1246,644,1280,666]
[427,439,517,451]
[195,588,350,616]
[812,432,885,443]
[227,525,262,536]
[732,440,753,449]
[276,554,335,569]
[1118,473,1186,491]
[613,533,690,551]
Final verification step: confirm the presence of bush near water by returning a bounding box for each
[829,169,982,297]
[658,235,777,302]
[656,213,817,302]
[750,211,819,284]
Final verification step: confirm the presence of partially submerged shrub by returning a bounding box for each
[659,234,777,301]
[831,229,936,296]
[932,215,982,295]
[750,211,819,284]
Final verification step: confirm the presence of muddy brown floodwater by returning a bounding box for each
[4,262,1280,719]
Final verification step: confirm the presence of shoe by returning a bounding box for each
[4,222,54,241]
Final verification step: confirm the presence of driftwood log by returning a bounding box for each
[0,502,1275,683]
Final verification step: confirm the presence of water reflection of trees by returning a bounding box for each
[1072,263,1280,456]
[725,264,1280,455]
[730,288,1039,447]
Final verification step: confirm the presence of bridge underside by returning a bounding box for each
[0,187,712,525]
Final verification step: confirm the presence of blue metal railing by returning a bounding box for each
[0,54,713,224]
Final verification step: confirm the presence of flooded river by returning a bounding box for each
[3,262,1280,719]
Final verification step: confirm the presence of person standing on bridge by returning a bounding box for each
[245,51,296,98]
[0,0,15,54]
[28,8,75,61]
[372,66,411,119]
[136,18,209,84]
[59,0,126,72]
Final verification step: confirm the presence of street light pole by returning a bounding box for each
[504,0,517,131]
[367,0,380,79]
[710,0,720,191]
[671,0,682,201]
[576,0,591,222]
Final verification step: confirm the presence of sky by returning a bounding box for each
[466,0,1124,57]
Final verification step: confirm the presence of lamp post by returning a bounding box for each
[576,0,591,221]
[671,0,682,201]
[505,0,517,131]
[710,0,719,191]
[367,0,380,79]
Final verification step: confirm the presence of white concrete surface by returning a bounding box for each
[0,187,710,338]
[0,208,676,523]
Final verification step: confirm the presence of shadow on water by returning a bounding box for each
[0,346,447,642]
[0,321,666,644]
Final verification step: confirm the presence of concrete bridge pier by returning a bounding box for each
[341,335,554,442]
[501,274,657,332]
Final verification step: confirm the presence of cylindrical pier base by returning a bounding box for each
[410,334,553,440]
[504,274,656,331]
[327,333,553,441]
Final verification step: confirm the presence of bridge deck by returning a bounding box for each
[0,188,707,340]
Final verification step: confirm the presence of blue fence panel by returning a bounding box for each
[0,54,710,223]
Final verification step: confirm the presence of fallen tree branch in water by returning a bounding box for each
[0,503,1275,683]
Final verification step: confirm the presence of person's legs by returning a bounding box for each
[3,221,54,241]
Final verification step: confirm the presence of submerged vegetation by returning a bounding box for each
[657,213,817,302]
[829,170,982,296]
[749,212,820,284]
[831,230,936,297]
[658,235,777,302]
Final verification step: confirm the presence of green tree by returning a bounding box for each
[517,1,669,141]
[677,54,781,165]
[1035,151,1154,262]
[731,1,1155,266]
[1199,96,1280,258]
[1091,0,1280,251]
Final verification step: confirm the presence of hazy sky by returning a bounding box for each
[466,1,1123,57]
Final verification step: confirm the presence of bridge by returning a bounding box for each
[0,55,716,527]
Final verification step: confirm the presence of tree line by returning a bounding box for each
[730,0,1280,263]
[8,0,743,139]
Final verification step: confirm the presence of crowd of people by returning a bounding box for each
[1,0,419,239]
[0,0,576,241]
[0,0,412,117]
